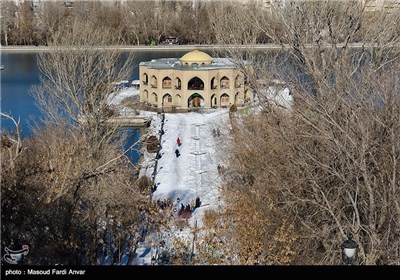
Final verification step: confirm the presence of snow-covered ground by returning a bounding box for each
[135,109,230,265]
[109,88,228,220]
[106,81,288,264]
[108,87,139,107]
[107,86,230,264]
[152,110,228,226]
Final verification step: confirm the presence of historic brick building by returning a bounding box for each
[139,50,253,110]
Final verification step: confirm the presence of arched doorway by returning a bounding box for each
[188,93,204,108]
[220,93,230,107]
[163,93,172,107]
[211,94,217,107]
[151,92,158,104]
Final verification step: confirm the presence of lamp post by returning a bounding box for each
[341,233,358,265]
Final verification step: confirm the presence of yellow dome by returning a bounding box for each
[180,50,212,66]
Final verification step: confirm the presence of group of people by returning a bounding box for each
[212,128,221,137]
[156,198,173,210]
[175,137,181,158]
[178,203,192,219]
[177,196,201,219]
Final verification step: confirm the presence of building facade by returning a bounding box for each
[139,50,252,110]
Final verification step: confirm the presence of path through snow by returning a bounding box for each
[152,110,229,227]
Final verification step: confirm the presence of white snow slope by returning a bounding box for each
[152,110,229,227]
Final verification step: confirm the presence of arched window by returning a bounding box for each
[151,92,158,104]
[235,75,242,88]
[175,77,181,90]
[211,77,217,89]
[220,76,230,89]
[162,77,172,89]
[188,77,204,90]
[151,76,157,88]
[143,90,148,101]
[220,93,230,107]
[211,94,217,107]
[142,73,148,85]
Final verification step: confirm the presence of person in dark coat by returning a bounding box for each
[195,196,201,208]
[175,149,180,157]
[178,203,185,217]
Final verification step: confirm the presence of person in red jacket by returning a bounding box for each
[177,137,181,146]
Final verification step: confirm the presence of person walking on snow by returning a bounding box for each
[175,149,180,157]
[177,137,181,146]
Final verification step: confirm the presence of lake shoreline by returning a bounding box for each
[0,42,387,53]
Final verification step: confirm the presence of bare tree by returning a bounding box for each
[2,0,221,46]
[1,13,164,264]
[34,1,70,45]
[207,0,400,265]
[31,18,134,150]
[12,2,35,45]
[0,1,18,46]
[1,122,157,264]
[123,0,158,45]
[0,113,23,170]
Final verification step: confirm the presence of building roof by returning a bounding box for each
[140,55,240,71]
[179,50,213,65]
